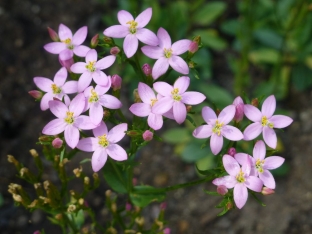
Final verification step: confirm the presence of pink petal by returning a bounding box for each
[263,127,277,149]
[78,72,93,92]
[95,83,110,95]
[259,170,275,189]
[107,144,127,161]
[152,97,174,114]
[244,104,262,122]
[192,125,212,139]
[210,133,223,155]
[103,25,129,38]
[70,62,87,74]
[62,81,78,94]
[135,7,152,28]
[182,91,206,105]
[49,100,68,118]
[245,176,263,192]
[171,39,192,55]
[218,105,235,124]
[77,137,98,152]
[261,95,276,118]
[234,184,248,209]
[74,115,96,130]
[174,76,190,94]
[99,94,122,109]
[148,113,163,130]
[33,77,53,92]
[202,106,217,123]
[157,27,171,49]
[173,101,186,124]
[73,45,90,57]
[263,156,284,170]
[141,45,163,59]
[42,119,66,135]
[221,125,243,141]
[44,42,66,54]
[93,121,108,137]
[107,123,127,143]
[223,154,240,176]
[69,93,85,116]
[86,49,98,63]
[40,93,53,111]
[243,122,263,140]
[129,103,151,117]
[212,175,237,188]
[138,82,155,104]
[58,24,72,41]
[234,153,251,166]
[117,10,134,26]
[269,115,293,128]
[93,71,109,87]
[92,148,108,172]
[153,82,173,96]
[64,125,79,148]
[53,67,67,86]
[72,26,87,45]
[96,55,116,70]
[253,140,266,160]
[123,34,138,58]
[136,28,158,46]
[168,55,189,74]
[90,103,103,125]
[152,58,170,79]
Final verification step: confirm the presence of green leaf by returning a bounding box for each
[181,142,209,162]
[79,158,91,164]
[221,19,239,36]
[204,190,220,196]
[193,2,226,25]
[195,166,221,178]
[198,84,233,108]
[196,154,215,171]
[130,185,166,207]
[253,29,283,49]
[162,128,191,144]
[194,29,228,51]
[103,161,128,194]
[249,48,280,64]
[291,64,312,91]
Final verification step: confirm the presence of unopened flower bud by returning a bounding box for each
[28,199,38,208]
[160,202,167,211]
[186,105,192,113]
[126,130,140,137]
[226,201,233,210]
[262,187,275,195]
[91,34,99,48]
[111,74,122,91]
[105,190,112,198]
[111,203,117,213]
[52,138,63,149]
[163,228,171,234]
[55,213,62,220]
[47,27,59,42]
[104,109,111,119]
[132,178,138,186]
[103,36,113,45]
[7,155,19,166]
[93,173,98,180]
[20,167,29,177]
[59,50,74,71]
[13,194,23,203]
[189,41,199,54]
[73,166,83,177]
[217,185,228,195]
[84,176,90,185]
[33,230,41,234]
[143,130,153,141]
[233,96,244,122]
[110,46,120,55]
[142,63,152,76]
[29,149,39,157]
[133,89,141,103]
[28,90,43,99]
[215,108,221,116]
[227,147,236,157]
[251,98,259,107]
[126,202,132,211]
[78,198,84,206]
[38,135,52,142]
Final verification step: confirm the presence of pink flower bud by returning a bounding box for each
[233,96,244,122]
[160,202,167,211]
[59,50,74,71]
[111,74,122,91]
[262,187,275,195]
[110,46,120,55]
[52,138,63,149]
[142,63,152,76]
[33,231,41,234]
[91,34,99,48]
[163,228,171,234]
[28,90,43,99]
[142,130,153,141]
[189,41,198,54]
[47,27,59,42]
[217,185,228,195]
[126,202,132,211]
[132,178,138,186]
[227,147,236,157]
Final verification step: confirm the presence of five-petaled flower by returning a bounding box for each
[193,105,244,155]
[77,121,128,172]
[70,49,116,92]
[34,67,78,111]
[152,76,206,124]
[44,24,90,59]
[235,140,284,189]
[141,27,191,79]
[103,7,158,58]
[243,95,293,149]
[212,155,263,209]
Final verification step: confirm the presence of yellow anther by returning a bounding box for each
[255,159,265,173]
[51,84,62,94]
[212,120,224,136]
[85,61,96,72]
[261,116,274,128]
[164,48,173,58]
[150,98,157,106]
[62,38,71,44]
[88,89,99,103]
[98,134,109,147]
[171,88,181,101]
[126,20,138,34]
[64,111,74,124]
[236,169,245,183]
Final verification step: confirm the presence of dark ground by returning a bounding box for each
[1,0,312,233]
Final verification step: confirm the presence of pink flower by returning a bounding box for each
[129,82,165,130]
[70,49,116,92]
[212,155,263,209]
[77,121,128,172]
[235,140,285,189]
[42,94,96,148]
[233,96,244,122]
[83,85,122,125]
[33,67,78,111]
[44,24,90,58]
[103,8,158,58]
[243,95,293,149]
[152,76,205,124]
[141,27,191,79]
[193,105,244,155]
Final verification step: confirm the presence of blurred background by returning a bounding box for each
[0,0,312,233]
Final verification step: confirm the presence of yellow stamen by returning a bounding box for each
[261,116,274,128]
[164,48,173,58]
[212,120,224,136]
[62,38,71,44]
[171,88,181,101]
[255,159,265,173]
[126,20,138,34]
[85,61,96,72]
[88,89,99,103]
[51,84,62,94]
[150,98,157,106]
[98,134,109,147]
[236,169,245,183]
[64,111,74,124]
